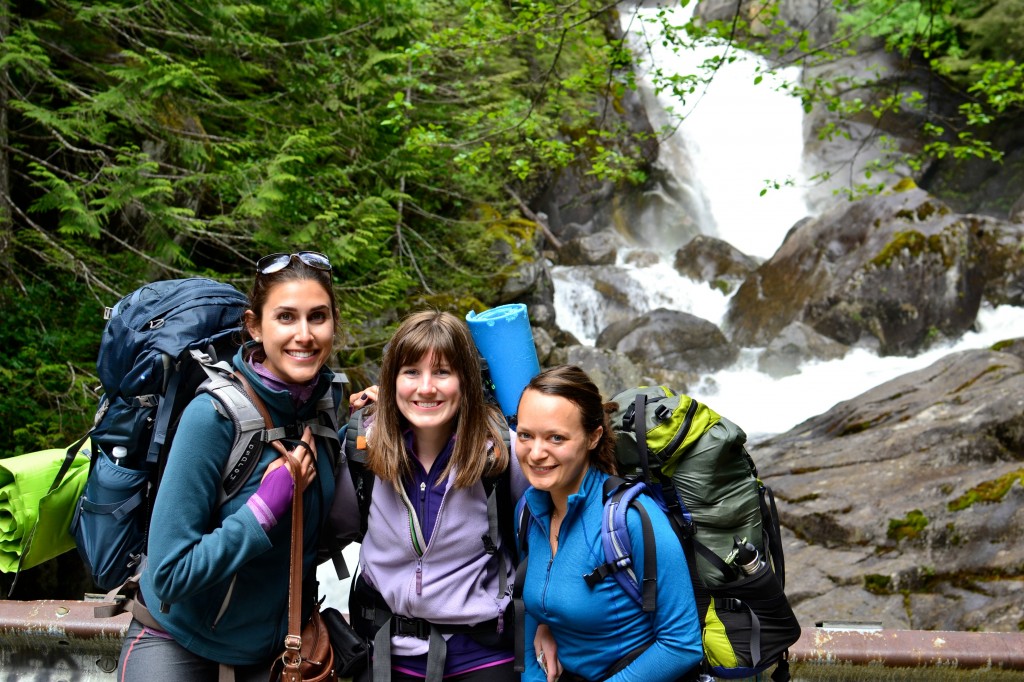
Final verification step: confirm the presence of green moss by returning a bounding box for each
[948,468,1024,511]
[837,412,890,436]
[710,279,733,295]
[991,339,1015,352]
[872,230,927,267]
[871,227,960,269]
[864,574,892,594]
[887,509,929,541]
[944,522,962,546]
[893,177,917,192]
[952,364,1008,393]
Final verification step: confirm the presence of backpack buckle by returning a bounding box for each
[392,615,431,639]
[718,597,743,612]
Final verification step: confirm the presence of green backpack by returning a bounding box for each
[608,386,801,681]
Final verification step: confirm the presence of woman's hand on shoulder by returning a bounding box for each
[350,385,379,412]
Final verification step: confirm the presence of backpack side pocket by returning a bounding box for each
[69,452,150,590]
[703,562,801,679]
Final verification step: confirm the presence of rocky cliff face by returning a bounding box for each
[755,344,1024,632]
[725,187,1024,355]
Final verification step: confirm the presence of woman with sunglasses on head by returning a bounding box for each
[341,310,528,682]
[118,252,350,681]
[516,365,703,682]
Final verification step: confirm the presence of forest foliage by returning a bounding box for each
[2,0,1022,455]
[1,0,648,453]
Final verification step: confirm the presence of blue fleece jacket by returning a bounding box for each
[139,348,338,665]
[518,467,703,682]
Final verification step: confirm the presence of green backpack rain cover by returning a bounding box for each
[609,385,801,681]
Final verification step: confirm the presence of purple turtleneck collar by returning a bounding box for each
[248,355,319,406]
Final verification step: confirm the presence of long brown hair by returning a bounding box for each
[519,365,618,475]
[367,310,509,488]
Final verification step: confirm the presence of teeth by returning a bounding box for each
[288,351,315,358]
[416,401,440,408]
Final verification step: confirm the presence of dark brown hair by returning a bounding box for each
[519,365,618,475]
[367,310,509,488]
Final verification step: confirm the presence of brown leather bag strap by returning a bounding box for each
[281,450,303,681]
[232,371,304,681]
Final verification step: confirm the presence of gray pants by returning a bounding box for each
[117,618,274,682]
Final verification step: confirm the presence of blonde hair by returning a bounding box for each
[366,310,509,488]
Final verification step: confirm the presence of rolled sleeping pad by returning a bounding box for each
[465,304,541,419]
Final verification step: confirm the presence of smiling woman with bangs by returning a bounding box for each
[343,310,528,682]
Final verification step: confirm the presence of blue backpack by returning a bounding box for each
[48,278,345,593]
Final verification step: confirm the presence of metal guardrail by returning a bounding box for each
[789,624,1024,679]
[0,599,129,681]
[1,601,1024,679]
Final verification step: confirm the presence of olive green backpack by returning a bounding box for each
[607,386,801,681]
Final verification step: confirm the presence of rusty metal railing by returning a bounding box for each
[0,599,129,681]
[1,601,1024,679]
[789,623,1024,679]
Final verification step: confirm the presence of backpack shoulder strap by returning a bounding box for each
[583,476,658,612]
[512,494,532,673]
[344,406,375,539]
[306,371,347,475]
[190,353,269,507]
[480,414,516,599]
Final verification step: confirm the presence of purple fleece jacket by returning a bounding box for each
[357,435,527,662]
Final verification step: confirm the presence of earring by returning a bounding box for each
[254,336,262,343]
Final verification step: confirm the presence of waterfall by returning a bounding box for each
[551,3,1024,440]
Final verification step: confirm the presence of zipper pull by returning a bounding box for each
[416,559,423,595]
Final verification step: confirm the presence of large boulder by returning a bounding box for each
[757,321,848,378]
[558,229,623,266]
[552,344,697,399]
[725,188,1024,355]
[674,234,760,294]
[596,307,738,373]
[755,344,1024,632]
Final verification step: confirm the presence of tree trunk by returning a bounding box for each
[0,0,11,260]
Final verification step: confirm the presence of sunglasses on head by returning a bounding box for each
[256,251,332,275]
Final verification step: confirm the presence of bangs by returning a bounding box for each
[394,323,458,371]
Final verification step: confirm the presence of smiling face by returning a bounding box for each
[395,350,462,443]
[515,387,602,505]
[245,278,334,385]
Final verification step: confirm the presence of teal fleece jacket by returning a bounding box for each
[518,467,702,682]
[139,349,337,665]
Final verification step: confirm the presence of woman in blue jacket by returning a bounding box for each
[117,252,345,680]
[516,365,703,682]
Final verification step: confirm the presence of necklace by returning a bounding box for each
[551,507,563,542]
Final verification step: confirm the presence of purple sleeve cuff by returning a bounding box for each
[246,495,277,531]
[246,464,294,531]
